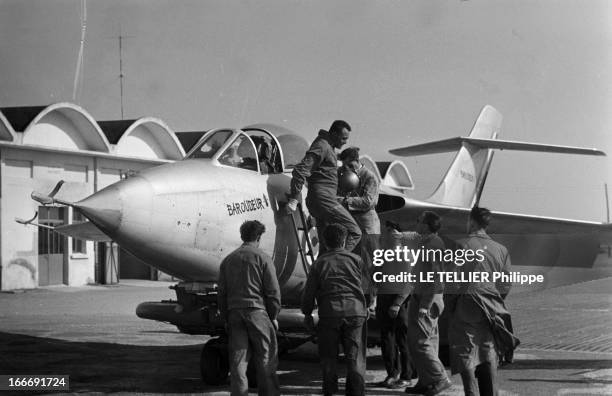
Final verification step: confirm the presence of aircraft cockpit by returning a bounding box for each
[217,133,259,171]
[185,125,310,175]
[187,130,234,160]
[243,124,310,172]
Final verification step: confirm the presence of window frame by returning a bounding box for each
[216,132,260,173]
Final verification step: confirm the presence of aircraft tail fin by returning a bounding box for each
[427,105,501,208]
[389,105,605,208]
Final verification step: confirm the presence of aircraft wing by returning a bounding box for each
[379,196,611,268]
[53,221,112,242]
[466,210,610,268]
[482,210,611,240]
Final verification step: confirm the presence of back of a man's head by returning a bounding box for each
[470,206,491,229]
[323,223,348,250]
[329,120,351,135]
[339,146,360,163]
[240,220,266,243]
[421,211,442,233]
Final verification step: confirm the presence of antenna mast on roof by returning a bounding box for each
[72,0,87,103]
[116,25,134,120]
[606,183,610,257]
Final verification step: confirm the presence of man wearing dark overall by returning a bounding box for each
[448,206,515,396]
[375,221,418,389]
[302,224,371,396]
[405,211,452,396]
[286,120,361,253]
[218,220,281,396]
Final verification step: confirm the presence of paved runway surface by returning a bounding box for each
[1,274,611,395]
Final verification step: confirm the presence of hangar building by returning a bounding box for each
[0,102,202,291]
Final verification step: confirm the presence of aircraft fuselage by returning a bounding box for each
[77,158,310,305]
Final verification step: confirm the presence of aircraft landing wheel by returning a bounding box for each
[200,338,229,385]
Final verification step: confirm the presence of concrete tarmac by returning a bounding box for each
[1,276,611,395]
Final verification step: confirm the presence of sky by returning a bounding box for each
[1,0,610,221]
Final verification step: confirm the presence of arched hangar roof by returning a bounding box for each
[108,117,185,160]
[0,109,17,142]
[0,106,52,142]
[22,102,111,151]
[2,102,185,161]
[4,102,111,152]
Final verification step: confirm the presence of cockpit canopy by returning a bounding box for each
[188,130,233,160]
[184,124,310,175]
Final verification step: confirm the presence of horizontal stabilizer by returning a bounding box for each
[390,137,606,157]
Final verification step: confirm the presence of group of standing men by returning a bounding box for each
[217,121,517,396]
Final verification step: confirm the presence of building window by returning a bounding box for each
[72,211,87,254]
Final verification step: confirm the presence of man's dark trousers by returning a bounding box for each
[407,296,447,387]
[228,308,279,396]
[317,316,366,396]
[306,191,361,254]
[376,294,414,381]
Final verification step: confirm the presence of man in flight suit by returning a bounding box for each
[218,220,281,396]
[302,223,371,396]
[374,221,417,389]
[404,211,452,396]
[286,120,361,253]
[448,206,515,396]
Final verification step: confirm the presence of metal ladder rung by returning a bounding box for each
[288,202,315,274]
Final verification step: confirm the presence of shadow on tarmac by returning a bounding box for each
[0,331,374,395]
[0,331,209,394]
[4,330,612,394]
[505,358,612,371]
[510,378,612,385]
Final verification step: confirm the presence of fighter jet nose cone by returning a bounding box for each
[76,185,123,234]
[75,176,151,236]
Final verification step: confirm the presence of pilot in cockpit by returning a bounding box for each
[252,136,274,174]
[219,145,242,167]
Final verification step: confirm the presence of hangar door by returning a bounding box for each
[38,206,67,286]
[119,248,154,280]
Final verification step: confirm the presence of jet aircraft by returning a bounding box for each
[19,105,611,384]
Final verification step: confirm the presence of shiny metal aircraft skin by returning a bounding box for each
[23,106,611,383]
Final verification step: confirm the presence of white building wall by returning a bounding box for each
[2,151,37,289]
[97,157,153,188]
[1,147,95,290]
[0,146,163,290]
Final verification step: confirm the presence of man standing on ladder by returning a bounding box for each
[285,120,361,254]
